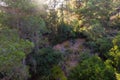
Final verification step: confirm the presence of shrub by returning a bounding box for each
[85,37,113,58]
[50,22,76,45]
[85,41,99,52]
[96,38,112,52]
[82,22,105,41]
[0,28,33,80]
[68,56,116,80]
[29,48,63,79]
[108,32,120,72]
[50,66,67,80]
[79,51,91,61]
[96,38,113,57]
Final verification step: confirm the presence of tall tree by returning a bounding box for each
[0,0,48,52]
[0,27,33,80]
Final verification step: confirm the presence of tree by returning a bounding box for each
[27,48,63,80]
[19,15,47,52]
[0,27,33,80]
[76,0,115,27]
[0,0,48,52]
[66,0,120,33]
[108,32,120,72]
[68,55,116,80]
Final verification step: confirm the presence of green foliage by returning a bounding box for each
[0,2,48,52]
[57,23,75,39]
[50,22,75,45]
[96,38,113,55]
[79,51,91,61]
[1,0,39,12]
[108,33,120,72]
[0,27,33,80]
[0,0,48,39]
[77,0,115,27]
[21,15,47,34]
[68,55,116,80]
[82,22,105,40]
[70,19,81,32]
[0,0,120,80]
[0,12,7,26]
[116,72,120,80]
[85,41,99,52]
[30,48,63,79]
[0,0,46,29]
[112,32,120,49]
[1,13,47,35]
[85,37,112,56]
[50,66,67,80]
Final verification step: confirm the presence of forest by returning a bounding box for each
[0,0,120,80]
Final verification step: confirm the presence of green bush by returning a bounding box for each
[85,41,99,52]
[82,22,105,41]
[112,32,120,49]
[108,32,120,72]
[96,38,113,57]
[0,28,33,80]
[68,56,116,80]
[29,48,63,79]
[85,37,112,58]
[50,22,76,45]
[50,66,67,80]
[79,51,92,61]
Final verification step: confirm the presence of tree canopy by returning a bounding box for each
[0,0,120,80]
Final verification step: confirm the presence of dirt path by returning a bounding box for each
[53,39,85,52]
[53,38,88,76]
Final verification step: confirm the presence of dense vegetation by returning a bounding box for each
[0,0,120,80]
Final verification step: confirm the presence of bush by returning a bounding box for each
[29,48,63,79]
[85,41,99,52]
[79,51,92,61]
[50,22,76,45]
[68,56,116,80]
[96,38,113,57]
[96,38,112,52]
[50,66,67,80]
[108,32,120,72]
[85,37,113,58]
[112,32,120,49]
[0,28,33,80]
[82,22,105,41]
